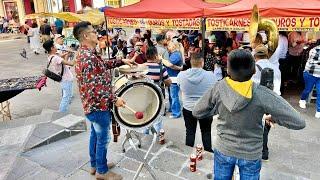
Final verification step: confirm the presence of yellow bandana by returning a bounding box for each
[226,77,253,99]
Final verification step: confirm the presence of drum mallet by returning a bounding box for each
[123,104,144,119]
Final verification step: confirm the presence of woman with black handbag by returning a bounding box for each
[43,40,75,112]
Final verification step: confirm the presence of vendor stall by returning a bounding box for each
[204,0,320,31]
[104,0,226,30]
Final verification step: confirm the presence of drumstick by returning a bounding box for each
[124,104,136,113]
[123,104,144,119]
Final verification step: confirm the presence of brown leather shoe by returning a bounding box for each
[90,162,116,175]
[96,171,123,180]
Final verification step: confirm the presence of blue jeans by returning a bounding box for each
[143,118,163,134]
[169,84,181,117]
[59,80,73,112]
[214,150,261,180]
[301,71,320,112]
[86,111,112,174]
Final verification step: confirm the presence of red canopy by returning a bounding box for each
[184,0,227,9]
[105,0,226,19]
[205,0,320,18]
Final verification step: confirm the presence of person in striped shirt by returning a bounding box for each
[143,45,172,134]
[299,41,320,118]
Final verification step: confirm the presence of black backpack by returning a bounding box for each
[256,64,274,90]
[43,56,64,82]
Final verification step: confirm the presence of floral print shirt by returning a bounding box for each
[75,45,122,115]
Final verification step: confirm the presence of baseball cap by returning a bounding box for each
[54,34,65,41]
[254,44,268,56]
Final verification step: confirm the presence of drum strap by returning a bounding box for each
[111,113,121,142]
[159,61,166,98]
[109,58,121,142]
[159,61,164,84]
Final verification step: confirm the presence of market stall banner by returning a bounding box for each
[206,17,320,31]
[107,18,201,30]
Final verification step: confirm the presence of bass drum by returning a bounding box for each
[113,75,164,130]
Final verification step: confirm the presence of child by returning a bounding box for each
[192,49,305,179]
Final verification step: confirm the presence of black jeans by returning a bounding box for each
[182,108,213,152]
[279,58,288,82]
[262,123,271,153]
[287,54,302,81]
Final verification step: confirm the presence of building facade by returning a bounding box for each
[0,0,139,24]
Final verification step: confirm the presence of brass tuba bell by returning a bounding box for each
[249,5,279,54]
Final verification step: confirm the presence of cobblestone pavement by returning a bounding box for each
[1,39,320,180]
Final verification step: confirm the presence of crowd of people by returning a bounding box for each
[28,19,316,179]
[59,22,307,180]
[0,16,20,33]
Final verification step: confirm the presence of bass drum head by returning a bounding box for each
[114,81,164,129]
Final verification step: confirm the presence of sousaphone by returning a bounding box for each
[249,5,279,55]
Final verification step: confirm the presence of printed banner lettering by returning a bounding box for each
[206,17,320,31]
[107,18,201,30]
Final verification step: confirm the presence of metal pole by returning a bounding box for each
[104,15,110,59]
[201,17,206,58]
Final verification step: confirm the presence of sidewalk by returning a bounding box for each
[0,33,26,41]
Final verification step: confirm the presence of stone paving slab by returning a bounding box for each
[166,142,194,157]
[0,112,54,131]
[80,152,125,173]
[261,162,311,180]
[139,134,167,154]
[118,157,150,176]
[292,152,320,174]
[139,168,186,180]
[311,173,320,180]
[124,148,154,163]
[20,168,61,180]
[196,158,213,173]
[65,170,94,180]
[0,125,34,180]
[0,146,18,180]
[179,166,208,180]
[0,125,33,147]
[52,114,85,128]
[6,157,42,180]
[0,119,27,130]
[150,149,187,174]
[108,167,137,179]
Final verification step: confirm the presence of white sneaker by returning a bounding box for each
[315,112,320,118]
[299,100,306,109]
